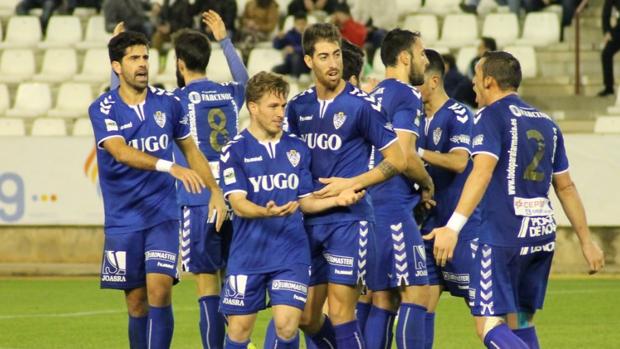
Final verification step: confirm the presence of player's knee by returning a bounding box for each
[401,285,430,308]
[147,286,172,306]
[299,310,321,333]
[227,321,253,342]
[274,322,298,340]
[370,290,396,311]
[327,301,355,324]
[125,289,148,317]
[479,316,504,340]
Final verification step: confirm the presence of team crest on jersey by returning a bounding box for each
[154,111,166,128]
[287,149,300,167]
[333,112,347,130]
[433,127,442,145]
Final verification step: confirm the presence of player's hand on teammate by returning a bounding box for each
[581,239,605,274]
[208,189,227,232]
[112,22,125,37]
[335,188,366,207]
[423,226,458,267]
[314,177,362,199]
[264,200,299,217]
[202,10,227,41]
[170,164,206,194]
[421,181,436,210]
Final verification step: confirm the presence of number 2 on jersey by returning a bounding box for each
[208,108,229,152]
[523,129,545,182]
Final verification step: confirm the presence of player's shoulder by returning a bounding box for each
[283,132,309,149]
[221,132,246,156]
[289,86,316,105]
[89,90,117,117]
[442,99,472,124]
[344,83,382,113]
[148,85,181,103]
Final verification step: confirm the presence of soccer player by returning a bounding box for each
[286,23,406,349]
[342,38,365,87]
[219,71,365,349]
[362,28,434,349]
[89,31,226,349]
[426,51,605,349]
[417,49,482,349]
[172,11,248,349]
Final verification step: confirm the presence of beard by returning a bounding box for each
[176,68,186,88]
[409,67,425,86]
[123,70,148,92]
[316,69,341,90]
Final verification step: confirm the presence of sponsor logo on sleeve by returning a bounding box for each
[104,119,118,132]
[223,168,236,185]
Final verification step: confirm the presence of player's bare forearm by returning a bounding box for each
[103,137,160,170]
[228,194,268,218]
[354,142,405,188]
[421,149,469,174]
[453,154,496,218]
[553,172,591,244]
[403,152,433,190]
[177,137,219,191]
[299,196,338,214]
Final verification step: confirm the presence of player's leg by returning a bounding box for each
[226,314,258,348]
[327,283,365,348]
[196,273,225,349]
[364,290,397,349]
[125,287,148,349]
[221,272,267,349]
[356,290,372,332]
[512,312,539,349]
[425,285,442,349]
[396,285,430,349]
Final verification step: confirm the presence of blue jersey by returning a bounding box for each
[89,86,190,234]
[368,79,423,212]
[219,129,314,273]
[472,94,569,247]
[174,79,245,206]
[418,99,481,240]
[285,82,397,225]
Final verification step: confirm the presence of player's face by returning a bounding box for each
[306,40,343,90]
[408,39,428,86]
[473,58,486,107]
[251,91,288,136]
[418,73,434,104]
[119,45,149,91]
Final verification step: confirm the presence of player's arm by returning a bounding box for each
[397,130,434,193]
[176,136,227,231]
[102,137,205,194]
[419,148,469,174]
[228,192,299,218]
[552,171,605,274]
[299,189,366,214]
[424,153,497,267]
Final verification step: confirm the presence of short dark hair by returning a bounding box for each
[424,49,445,77]
[342,39,364,82]
[173,29,211,73]
[481,37,497,51]
[108,31,149,63]
[380,28,421,67]
[293,12,307,21]
[442,53,457,70]
[246,71,289,105]
[481,51,522,91]
[333,2,351,14]
[302,23,341,57]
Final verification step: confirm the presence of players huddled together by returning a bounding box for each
[89,9,605,349]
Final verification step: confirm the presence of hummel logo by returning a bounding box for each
[244,156,263,163]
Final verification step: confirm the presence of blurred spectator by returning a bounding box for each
[151,0,194,51]
[443,53,476,107]
[272,12,310,78]
[15,0,62,33]
[341,38,365,87]
[332,3,367,48]
[468,37,496,78]
[460,0,541,14]
[287,0,337,16]
[599,0,620,97]
[238,0,279,62]
[194,0,237,39]
[350,0,396,64]
[64,0,102,13]
[103,0,153,37]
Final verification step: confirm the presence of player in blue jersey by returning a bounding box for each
[90,31,226,349]
[417,49,482,349]
[219,71,365,349]
[285,23,406,349]
[356,29,434,349]
[171,11,248,349]
[425,51,605,349]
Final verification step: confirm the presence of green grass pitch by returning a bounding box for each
[0,276,618,348]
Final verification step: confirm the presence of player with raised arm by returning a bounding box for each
[172,11,248,349]
[417,49,482,349]
[425,51,605,349]
[219,71,365,349]
[286,23,406,349]
[360,29,434,349]
[89,31,226,349]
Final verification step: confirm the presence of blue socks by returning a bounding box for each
[513,327,540,349]
[333,320,365,349]
[483,323,529,349]
[356,302,372,332]
[306,315,337,349]
[128,315,148,349]
[199,296,225,349]
[364,306,396,349]
[395,303,426,349]
[147,305,174,349]
[225,336,249,349]
[264,318,300,349]
[425,313,435,349]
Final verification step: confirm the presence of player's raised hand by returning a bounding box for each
[581,240,605,274]
[112,22,125,37]
[335,188,366,207]
[170,165,206,194]
[314,177,361,198]
[423,226,458,267]
[208,189,227,232]
[265,200,299,217]
[202,10,227,41]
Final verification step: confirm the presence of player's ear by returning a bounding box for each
[248,101,258,117]
[304,54,313,70]
[177,58,187,74]
[483,76,493,90]
[111,60,122,75]
[398,50,409,66]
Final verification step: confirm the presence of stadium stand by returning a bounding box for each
[0,49,36,83]
[38,15,82,49]
[247,47,284,76]
[594,116,620,133]
[31,118,67,136]
[0,15,41,49]
[402,14,439,45]
[504,45,538,79]
[516,11,561,47]
[0,83,9,115]
[6,82,52,119]
[437,14,478,48]
[73,48,110,83]
[481,13,519,47]
[33,48,79,83]
[72,117,94,136]
[0,117,25,136]
[76,16,110,50]
[47,82,93,119]
[456,46,477,75]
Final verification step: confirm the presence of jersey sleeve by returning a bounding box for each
[358,102,398,151]
[297,144,314,198]
[171,97,191,140]
[552,127,570,174]
[392,90,422,136]
[219,146,248,198]
[448,104,474,153]
[284,102,300,135]
[471,107,503,159]
[89,98,124,150]
[230,82,246,110]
